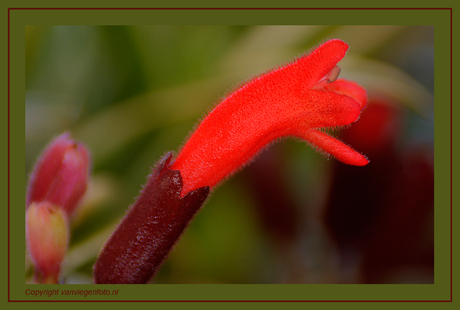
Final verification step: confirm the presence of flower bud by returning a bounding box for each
[26,132,90,216]
[26,201,69,284]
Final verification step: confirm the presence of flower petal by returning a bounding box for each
[321,78,368,109]
[172,40,366,196]
[300,129,369,166]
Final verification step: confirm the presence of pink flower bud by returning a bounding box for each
[26,132,90,216]
[26,201,69,284]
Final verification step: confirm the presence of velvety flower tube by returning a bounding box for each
[94,39,369,284]
[171,39,368,197]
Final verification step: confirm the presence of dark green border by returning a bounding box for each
[6,3,453,306]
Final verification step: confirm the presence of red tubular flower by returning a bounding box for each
[26,132,90,216]
[94,39,369,284]
[171,39,368,196]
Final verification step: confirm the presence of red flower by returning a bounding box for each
[94,39,369,284]
[171,39,368,196]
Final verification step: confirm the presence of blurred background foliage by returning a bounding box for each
[25,25,434,284]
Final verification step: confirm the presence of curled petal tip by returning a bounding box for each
[348,153,370,166]
[300,129,369,167]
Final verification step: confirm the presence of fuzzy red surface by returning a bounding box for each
[171,39,368,196]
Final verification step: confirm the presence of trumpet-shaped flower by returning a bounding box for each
[94,39,369,284]
[171,39,368,196]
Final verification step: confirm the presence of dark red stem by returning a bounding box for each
[93,153,209,284]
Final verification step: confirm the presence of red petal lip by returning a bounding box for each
[291,39,349,90]
[322,78,368,109]
[171,39,368,196]
[302,129,369,167]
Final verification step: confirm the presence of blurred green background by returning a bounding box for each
[25,25,434,284]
